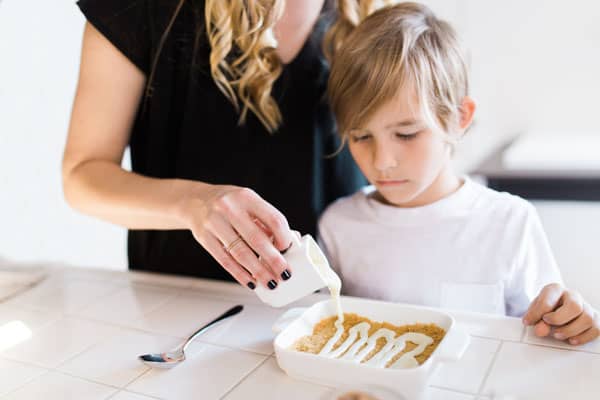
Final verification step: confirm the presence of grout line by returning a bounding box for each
[476,340,504,397]
[514,340,597,354]
[218,355,271,400]
[108,389,165,400]
[65,284,136,316]
[195,340,275,358]
[64,315,187,340]
[470,333,599,355]
[0,353,50,370]
[128,280,194,291]
[520,324,528,342]
[113,291,183,321]
[0,367,50,399]
[19,279,126,314]
[60,312,276,358]
[429,385,478,397]
[105,391,121,400]
[120,370,168,400]
[0,354,51,370]
[195,338,274,357]
[161,290,264,307]
[53,369,124,390]
[54,341,101,370]
[470,334,520,342]
[121,366,152,390]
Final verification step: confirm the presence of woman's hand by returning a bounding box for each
[523,283,599,346]
[178,184,294,290]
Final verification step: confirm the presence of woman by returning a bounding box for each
[62,0,387,289]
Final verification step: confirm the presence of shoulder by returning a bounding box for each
[469,179,536,222]
[319,186,372,226]
[77,0,198,20]
[77,0,202,74]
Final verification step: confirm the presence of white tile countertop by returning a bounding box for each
[0,266,599,400]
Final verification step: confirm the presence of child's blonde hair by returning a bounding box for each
[328,2,469,141]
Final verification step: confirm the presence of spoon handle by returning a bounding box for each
[181,304,244,352]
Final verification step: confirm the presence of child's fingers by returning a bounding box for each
[522,283,563,325]
[533,320,551,337]
[542,290,584,326]
[553,302,596,341]
[567,325,600,346]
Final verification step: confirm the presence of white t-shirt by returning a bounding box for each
[317,178,563,317]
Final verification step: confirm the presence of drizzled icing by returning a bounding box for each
[312,240,432,369]
[318,321,433,369]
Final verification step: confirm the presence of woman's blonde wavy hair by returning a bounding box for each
[204,0,284,132]
[148,0,395,133]
[327,2,469,143]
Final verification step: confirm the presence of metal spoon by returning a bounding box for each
[138,304,244,368]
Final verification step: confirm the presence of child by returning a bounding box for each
[319,2,599,346]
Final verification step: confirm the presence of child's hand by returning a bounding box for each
[522,283,599,345]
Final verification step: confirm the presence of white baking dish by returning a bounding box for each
[272,297,470,400]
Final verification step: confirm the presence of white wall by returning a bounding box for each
[0,0,127,269]
[533,201,600,308]
[426,0,600,170]
[1,0,599,294]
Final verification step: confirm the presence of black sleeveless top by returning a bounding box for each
[77,0,365,281]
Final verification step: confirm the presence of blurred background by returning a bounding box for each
[0,1,599,303]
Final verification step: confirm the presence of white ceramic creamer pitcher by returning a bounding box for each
[254,233,341,307]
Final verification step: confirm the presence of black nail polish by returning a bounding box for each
[247,282,256,290]
[267,280,278,290]
[281,269,291,280]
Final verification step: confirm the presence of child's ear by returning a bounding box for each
[459,96,476,131]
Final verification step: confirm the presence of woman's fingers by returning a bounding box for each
[187,185,295,289]
[240,189,294,251]
[199,232,256,289]
[217,188,292,278]
[228,209,291,280]
[227,238,279,289]
[209,215,279,289]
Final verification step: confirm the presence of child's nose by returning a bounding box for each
[372,145,398,171]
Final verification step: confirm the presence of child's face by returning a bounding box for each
[347,89,459,208]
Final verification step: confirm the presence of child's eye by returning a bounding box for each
[351,134,372,143]
[395,132,419,141]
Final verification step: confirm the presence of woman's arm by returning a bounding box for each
[63,23,293,289]
[63,22,179,228]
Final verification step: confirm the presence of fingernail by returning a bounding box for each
[570,339,578,345]
[267,280,277,290]
[543,315,552,323]
[554,333,565,340]
[281,241,293,255]
[281,269,291,280]
[247,282,256,290]
[522,318,529,325]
